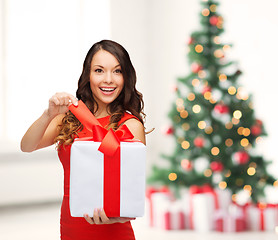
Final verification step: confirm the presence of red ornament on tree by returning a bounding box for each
[191,62,202,73]
[188,37,194,45]
[233,151,250,165]
[214,103,229,114]
[194,137,205,148]
[255,119,263,126]
[162,126,174,135]
[251,119,263,136]
[171,84,178,92]
[251,125,262,136]
[210,161,224,172]
[209,16,219,26]
[181,159,193,171]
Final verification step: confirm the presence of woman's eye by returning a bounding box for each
[95,69,103,73]
[114,69,122,74]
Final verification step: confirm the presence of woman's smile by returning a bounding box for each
[99,87,117,95]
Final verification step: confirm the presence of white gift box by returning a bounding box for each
[151,193,186,230]
[215,188,232,210]
[191,193,215,232]
[70,140,146,218]
[214,205,246,232]
[246,204,278,231]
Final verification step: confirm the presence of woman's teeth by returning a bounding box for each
[100,87,116,92]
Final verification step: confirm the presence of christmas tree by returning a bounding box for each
[149,0,276,203]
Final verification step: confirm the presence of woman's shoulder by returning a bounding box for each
[118,112,140,125]
[122,117,145,144]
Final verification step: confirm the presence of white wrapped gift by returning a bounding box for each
[246,203,278,231]
[189,185,218,232]
[68,101,146,218]
[151,193,186,230]
[70,140,146,218]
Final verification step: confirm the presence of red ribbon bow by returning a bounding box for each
[69,100,134,156]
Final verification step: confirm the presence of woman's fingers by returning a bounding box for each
[68,95,78,106]
[92,208,101,224]
[98,208,110,224]
[50,92,77,106]
[84,209,136,225]
[83,214,95,224]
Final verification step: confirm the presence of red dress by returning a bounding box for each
[58,114,136,240]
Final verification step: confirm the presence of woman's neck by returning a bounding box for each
[93,104,110,118]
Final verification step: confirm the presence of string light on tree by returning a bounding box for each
[192,78,200,87]
[228,86,237,95]
[180,110,189,119]
[233,110,242,119]
[247,167,256,176]
[202,8,210,16]
[219,73,227,82]
[223,45,231,51]
[214,49,224,58]
[168,173,177,181]
[205,126,213,134]
[195,44,204,53]
[192,104,201,113]
[198,70,207,78]
[198,121,206,129]
[210,4,217,12]
[214,36,221,44]
[225,138,233,147]
[219,181,227,190]
[187,93,196,101]
[211,147,220,156]
[181,140,190,149]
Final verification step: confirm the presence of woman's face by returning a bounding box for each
[90,50,124,110]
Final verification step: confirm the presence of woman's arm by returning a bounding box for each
[20,92,78,152]
[124,118,146,144]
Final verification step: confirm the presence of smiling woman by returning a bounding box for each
[20,40,146,240]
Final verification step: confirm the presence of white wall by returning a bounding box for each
[0,0,110,146]
[110,0,278,177]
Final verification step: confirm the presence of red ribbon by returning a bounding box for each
[69,100,134,217]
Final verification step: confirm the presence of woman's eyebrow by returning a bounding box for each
[92,64,104,68]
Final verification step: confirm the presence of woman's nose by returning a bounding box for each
[104,72,113,84]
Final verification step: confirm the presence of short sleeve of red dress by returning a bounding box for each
[58,113,137,240]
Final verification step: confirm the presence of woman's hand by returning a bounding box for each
[84,208,135,225]
[20,92,78,152]
[47,92,78,119]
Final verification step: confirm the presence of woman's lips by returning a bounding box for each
[99,87,116,95]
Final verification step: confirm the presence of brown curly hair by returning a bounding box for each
[55,40,145,148]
